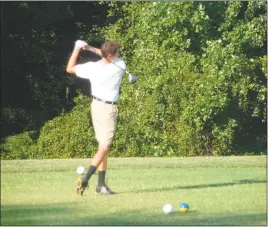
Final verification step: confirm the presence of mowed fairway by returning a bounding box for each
[1,156,267,225]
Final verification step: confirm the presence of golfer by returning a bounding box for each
[66,40,126,195]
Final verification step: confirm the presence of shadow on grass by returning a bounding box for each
[123,179,267,194]
[1,203,267,226]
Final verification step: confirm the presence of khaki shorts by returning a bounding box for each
[91,99,118,145]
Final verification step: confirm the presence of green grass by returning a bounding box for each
[1,156,267,226]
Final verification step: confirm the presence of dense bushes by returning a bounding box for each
[36,95,97,159]
[1,131,36,159]
[1,2,266,159]
[1,95,97,160]
[94,1,266,156]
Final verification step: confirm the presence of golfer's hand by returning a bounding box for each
[74,40,88,50]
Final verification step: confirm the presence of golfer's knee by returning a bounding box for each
[96,144,109,157]
[99,144,110,153]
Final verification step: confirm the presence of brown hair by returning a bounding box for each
[101,41,120,58]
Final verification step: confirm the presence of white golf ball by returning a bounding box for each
[163,204,173,214]
[76,166,85,175]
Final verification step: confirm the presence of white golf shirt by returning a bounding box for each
[74,58,126,102]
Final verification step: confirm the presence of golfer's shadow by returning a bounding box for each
[123,179,266,194]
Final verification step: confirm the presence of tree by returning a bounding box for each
[93,1,267,156]
[1,2,108,138]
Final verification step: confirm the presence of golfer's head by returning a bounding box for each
[101,41,120,60]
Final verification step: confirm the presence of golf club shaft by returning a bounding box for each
[83,45,130,74]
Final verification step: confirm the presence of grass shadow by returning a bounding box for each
[123,179,267,194]
[74,210,267,226]
[1,203,266,226]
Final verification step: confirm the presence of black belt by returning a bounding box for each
[92,96,117,105]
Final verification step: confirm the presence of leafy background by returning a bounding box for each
[1,1,267,159]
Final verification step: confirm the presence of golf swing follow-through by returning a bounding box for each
[83,44,138,84]
[66,39,137,195]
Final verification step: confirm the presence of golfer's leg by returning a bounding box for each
[84,144,109,182]
[91,144,109,167]
[95,104,117,187]
[98,155,108,171]
[98,155,108,187]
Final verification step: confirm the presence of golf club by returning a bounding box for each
[83,45,137,84]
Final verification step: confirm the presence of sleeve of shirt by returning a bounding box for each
[74,62,92,80]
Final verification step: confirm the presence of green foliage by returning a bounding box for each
[1,131,36,160]
[94,1,267,157]
[36,94,97,159]
[1,107,32,137]
[3,2,266,159]
[2,2,109,139]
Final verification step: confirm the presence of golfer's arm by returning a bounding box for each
[66,49,80,75]
[93,47,102,56]
[86,45,102,57]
